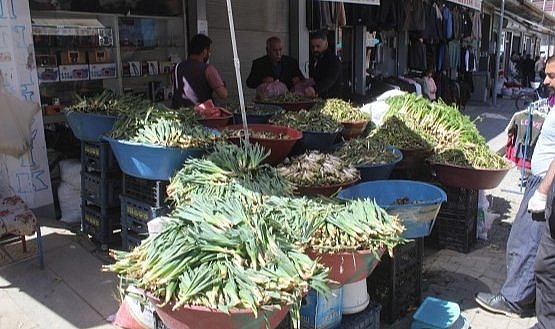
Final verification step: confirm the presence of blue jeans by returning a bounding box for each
[501,175,545,311]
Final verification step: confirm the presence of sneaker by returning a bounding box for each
[475,292,522,318]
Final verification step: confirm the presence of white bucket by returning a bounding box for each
[342,279,370,314]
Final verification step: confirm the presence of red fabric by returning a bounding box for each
[194,100,230,118]
[505,134,531,169]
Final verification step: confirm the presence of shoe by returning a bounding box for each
[475,292,522,318]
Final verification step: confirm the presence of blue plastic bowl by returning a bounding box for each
[301,129,342,152]
[355,146,403,182]
[66,112,116,142]
[338,180,447,238]
[104,137,206,180]
[232,104,283,124]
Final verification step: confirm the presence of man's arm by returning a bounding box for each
[529,159,555,212]
[313,55,341,96]
[246,58,273,89]
[205,65,228,99]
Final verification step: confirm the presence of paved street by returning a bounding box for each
[0,97,538,329]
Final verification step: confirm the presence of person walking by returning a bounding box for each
[475,55,555,318]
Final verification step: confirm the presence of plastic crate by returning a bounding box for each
[82,171,122,208]
[367,239,423,324]
[82,203,120,245]
[301,286,343,329]
[340,301,381,329]
[120,196,170,234]
[81,140,120,173]
[427,186,478,253]
[122,174,169,207]
[121,230,145,251]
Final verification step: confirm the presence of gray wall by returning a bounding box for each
[205,0,290,102]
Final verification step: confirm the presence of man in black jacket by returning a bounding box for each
[308,31,342,99]
[246,36,304,90]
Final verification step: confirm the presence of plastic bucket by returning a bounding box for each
[232,104,283,124]
[104,137,206,180]
[342,279,370,315]
[355,146,403,182]
[338,180,447,238]
[66,112,116,142]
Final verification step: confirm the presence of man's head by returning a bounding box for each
[310,31,329,57]
[266,37,283,64]
[543,56,555,94]
[189,34,212,63]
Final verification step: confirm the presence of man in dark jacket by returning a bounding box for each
[172,34,228,108]
[246,36,304,90]
[308,31,342,99]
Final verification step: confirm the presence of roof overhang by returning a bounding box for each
[483,0,555,34]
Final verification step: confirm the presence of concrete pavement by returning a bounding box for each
[0,97,538,329]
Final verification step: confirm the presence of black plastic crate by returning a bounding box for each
[340,301,381,329]
[122,174,169,207]
[427,186,478,253]
[81,140,120,173]
[82,203,120,245]
[367,239,423,324]
[120,196,170,235]
[122,230,146,251]
[82,171,122,208]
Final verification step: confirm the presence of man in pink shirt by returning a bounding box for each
[172,34,228,108]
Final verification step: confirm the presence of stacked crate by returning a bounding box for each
[81,141,122,249]
[367,238,424,324]
[428,186,478,253]
[120,174,170,251]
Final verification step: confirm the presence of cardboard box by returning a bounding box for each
[37,67,59,83]
[89,63,117,80]
[88,49,111,64]
[60,50,87,65]
[300,287,343,329]
[59,64,89,81]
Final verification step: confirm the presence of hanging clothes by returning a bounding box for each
[408,36,427,71]
[379,0,405,32]
[422,0,439,41]
[472,11,482,40]
[320,1,334,29]
[448,40,461,71]
[452,7,461,40]
[404,0,426,32]
[461,10,473,38]
[442,4,453,41]
[336,2,346,27]
[433,2,446,42]
[306,0,321,31]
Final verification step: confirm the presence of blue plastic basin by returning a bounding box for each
[104,137,206,180]
[66,112,116,142]
[232,104,283,124]
[355,146,403,182]
[301,129,342,152]
[338,180,447,238]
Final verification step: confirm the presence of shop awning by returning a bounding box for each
[32,18,107,36]
[320,0,379,5]
[483,0,555,33]
[447,0,483,11]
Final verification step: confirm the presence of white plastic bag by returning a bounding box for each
[476,191,491,240]
[59,159,81,189]
[0,90,40,157]
[58,182,81,224]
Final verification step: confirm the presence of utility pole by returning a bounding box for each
[493,0,505,106]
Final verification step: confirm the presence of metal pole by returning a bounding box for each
[225,0,249,141]
[493,0,505,106]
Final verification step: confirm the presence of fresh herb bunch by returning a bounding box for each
[132,118,217,148]
[317,98,369,122]
[167,143,292,206]
[333,138,399,166]
[260,92,314,104]
[105,194,329,327]
[278,151,360,186]
[270,109,342,133]
[385,94,509,169]
[368,115,434,150]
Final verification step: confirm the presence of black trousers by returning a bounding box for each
[533,180,555,329]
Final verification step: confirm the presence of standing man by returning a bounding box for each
[307,31,342,99]
[476,55,555,318]
[172,34,228,108]
[246,36,304,90]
